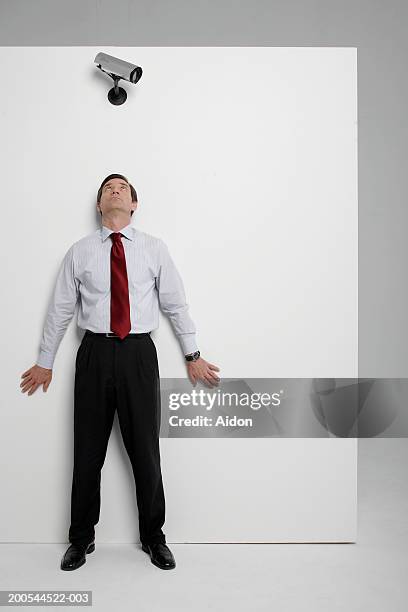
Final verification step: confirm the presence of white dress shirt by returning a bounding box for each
[36,223,198,369]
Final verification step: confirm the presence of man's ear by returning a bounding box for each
[132,200,138,213]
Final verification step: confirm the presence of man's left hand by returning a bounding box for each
[186,357,220,388]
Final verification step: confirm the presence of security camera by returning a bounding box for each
[94,52,143,105]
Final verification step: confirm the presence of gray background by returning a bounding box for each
[0,1,406,609]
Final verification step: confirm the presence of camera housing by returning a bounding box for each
[94,52,143,105]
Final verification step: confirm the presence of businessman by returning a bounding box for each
[20,173,220,571]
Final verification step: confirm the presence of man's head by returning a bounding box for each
[96,173,138,220]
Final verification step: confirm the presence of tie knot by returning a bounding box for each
[110,232,123,243]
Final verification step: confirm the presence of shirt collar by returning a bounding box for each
[101,222,134,242]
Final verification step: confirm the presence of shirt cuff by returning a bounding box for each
[36,350,54,370]
[179,334,199,356]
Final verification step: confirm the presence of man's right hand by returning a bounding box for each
[20,365,53,395]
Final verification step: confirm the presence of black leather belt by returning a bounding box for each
[84,329,151,338]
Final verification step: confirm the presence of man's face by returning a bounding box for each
[97,178,137,218]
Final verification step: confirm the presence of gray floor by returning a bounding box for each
[0,439,406,612]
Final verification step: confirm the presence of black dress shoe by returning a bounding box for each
[141,542,176,570]
[60,541,95,571]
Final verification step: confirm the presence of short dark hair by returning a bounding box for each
[97,173,138,217]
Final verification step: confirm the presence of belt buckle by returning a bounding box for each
[105,332,117,337]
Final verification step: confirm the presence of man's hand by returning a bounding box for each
[20,365,53,395]
[186,357,220,388]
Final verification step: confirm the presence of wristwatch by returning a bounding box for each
[185,350,201,362]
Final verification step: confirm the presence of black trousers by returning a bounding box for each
[68,330,166,547]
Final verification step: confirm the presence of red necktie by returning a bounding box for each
[110,232,131,339]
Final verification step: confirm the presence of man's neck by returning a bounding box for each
[102,217,131,232]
